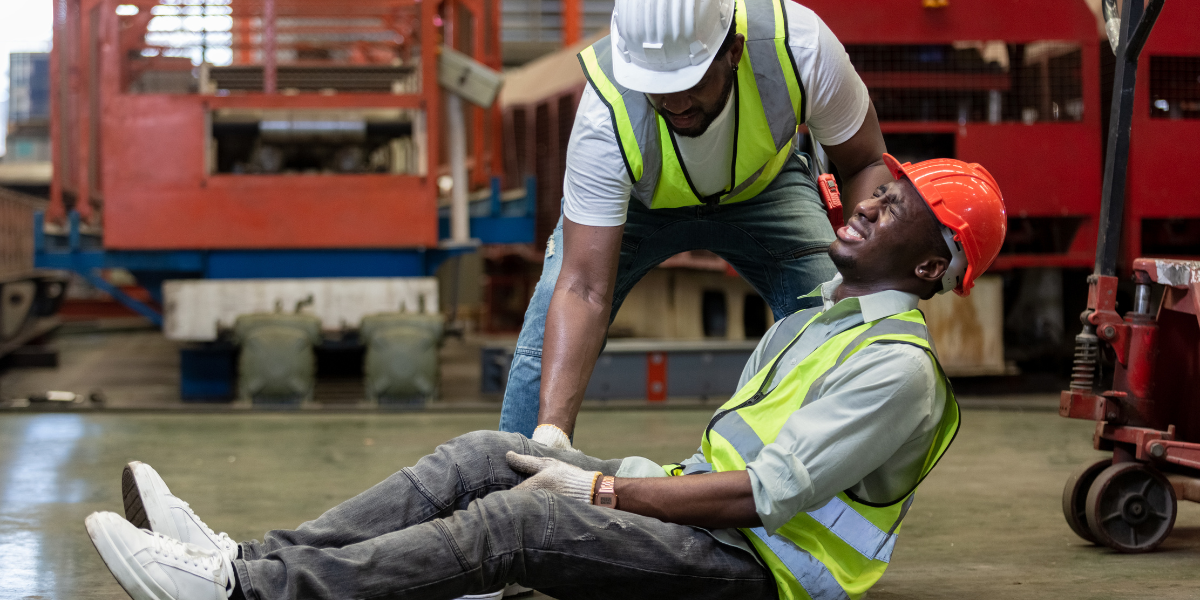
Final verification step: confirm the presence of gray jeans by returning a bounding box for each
[235,431,778,600]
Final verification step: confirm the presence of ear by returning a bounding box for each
[727,34,746,67]
[914,256,949,285]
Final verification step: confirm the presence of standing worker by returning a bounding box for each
[503,0,895,447]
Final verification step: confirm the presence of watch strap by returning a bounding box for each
[594,475,617,509]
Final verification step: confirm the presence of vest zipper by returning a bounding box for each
[704,324,809,441]
[670,77,740,207]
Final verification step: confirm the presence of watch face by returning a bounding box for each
[599,496,616,507]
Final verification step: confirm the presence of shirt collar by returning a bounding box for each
[800,273,921,323]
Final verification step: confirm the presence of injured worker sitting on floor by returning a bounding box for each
[85,154,1007,600]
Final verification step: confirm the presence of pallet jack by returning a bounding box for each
[1057,0,1200,553]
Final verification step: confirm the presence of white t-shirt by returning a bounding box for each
[563,3,870,227]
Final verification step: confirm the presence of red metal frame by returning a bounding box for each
[562,0,582,46]
[1124,0,1200,267]
[801,0,1103,271]
[49,0,504,251]
[646,351,667,402]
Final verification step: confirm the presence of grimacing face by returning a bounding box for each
[829,178,948,294]
[645,34,744,138]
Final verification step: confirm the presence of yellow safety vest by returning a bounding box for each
[670,308,959,600]
[577,0,805,209]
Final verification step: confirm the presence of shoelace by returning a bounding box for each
[175,497,238,556]
[147,531,237,597]
[147,531,224,571]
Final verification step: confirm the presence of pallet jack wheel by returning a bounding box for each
[1085,462,1177,553]
[1062,458,1111,543]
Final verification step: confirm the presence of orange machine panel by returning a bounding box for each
[51,0,504,251]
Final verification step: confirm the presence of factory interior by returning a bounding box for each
[0,0,1198,598]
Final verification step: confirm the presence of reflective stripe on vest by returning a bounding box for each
[577,0,804,209]
[747,527,848,600]
[701,309,960,600]
[806,496,898,563]
[744,492,915,600]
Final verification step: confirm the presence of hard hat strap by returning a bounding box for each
[938,226,968,295]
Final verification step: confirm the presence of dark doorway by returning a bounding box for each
[743,294,768,338]
[702,290,728,338]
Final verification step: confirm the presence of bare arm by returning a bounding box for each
[538,217,624,436]
[611,471,762,529]
[822,102,893,219]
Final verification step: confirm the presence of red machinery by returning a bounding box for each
[1058,0,1200,554]
[1122,0,1200,266]
[48,0,504,251]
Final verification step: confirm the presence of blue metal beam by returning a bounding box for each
[77,269,164,326]
[439,217,536,245]
[205,250,431,279]
[436,176,536,245]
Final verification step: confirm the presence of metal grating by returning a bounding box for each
[501,0,612,43]
[846,42,1085,124]
[206,64,417,92]
[1149,56,1200,120]
[0,190,37,279]
[135,0,236,66]
[122,0,424,93]
[502,0,562,44]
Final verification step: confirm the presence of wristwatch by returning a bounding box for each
[593,476,618,509]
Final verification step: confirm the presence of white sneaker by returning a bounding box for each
[123,461,239,562]
[86,511,235,600]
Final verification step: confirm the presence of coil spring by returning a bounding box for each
[1070,332,1099,391]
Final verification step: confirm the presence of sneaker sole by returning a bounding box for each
[504,584,534,597]
[85,514,174,600]
[122,462,177,539]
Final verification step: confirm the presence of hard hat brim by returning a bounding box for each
[881,153,909,182]
[610,35,718,94]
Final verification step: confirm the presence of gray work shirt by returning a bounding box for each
[617,274,945,553]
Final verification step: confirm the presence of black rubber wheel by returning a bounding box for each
[1062,458,1111,543]
[1085,462,1177,553]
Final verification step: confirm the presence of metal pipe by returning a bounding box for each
[262,0,276,94]
[1134,283,1152,314]
[448,92,470,244]
[562,0,582,45]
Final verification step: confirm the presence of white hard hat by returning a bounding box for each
[610,0,736,94]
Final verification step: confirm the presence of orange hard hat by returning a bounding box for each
[883,153,1007,297]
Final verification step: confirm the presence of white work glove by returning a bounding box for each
[530,424,574,451]
[506,451,600,504]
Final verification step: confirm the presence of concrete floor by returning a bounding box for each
[1,409,1198,600]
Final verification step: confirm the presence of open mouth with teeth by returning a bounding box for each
[836,222,866,243]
